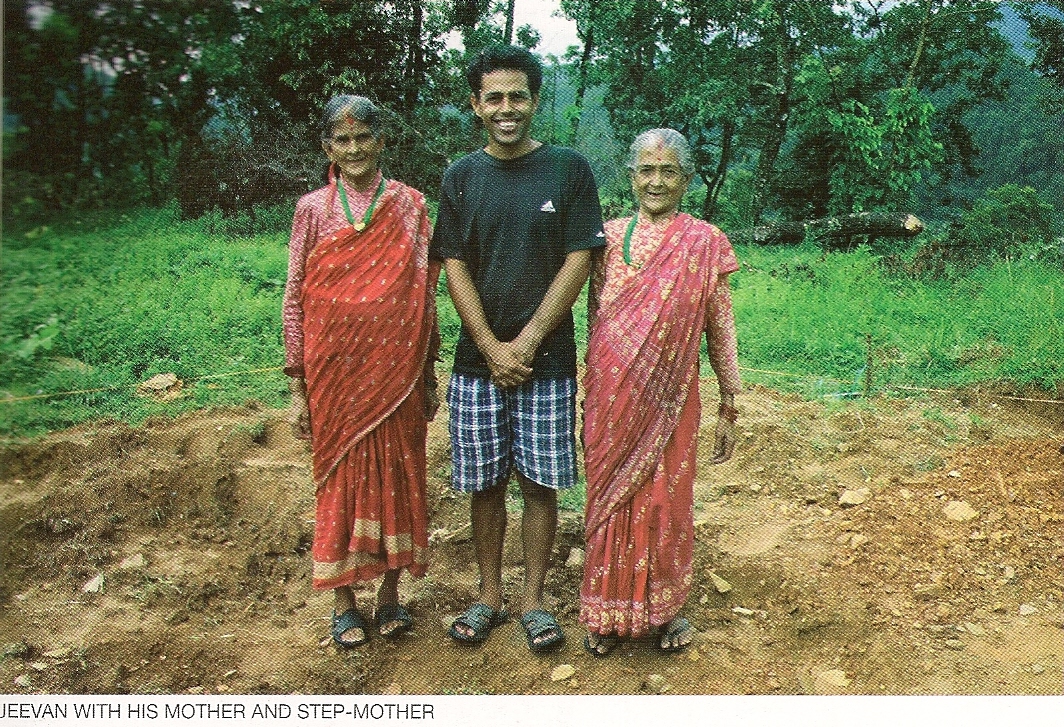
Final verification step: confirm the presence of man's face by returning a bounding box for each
[471,69,539,158]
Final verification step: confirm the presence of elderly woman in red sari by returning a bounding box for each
[581,128,741,656]
[283,95,440,648]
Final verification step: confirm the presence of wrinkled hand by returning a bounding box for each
[711,417,736,464]
[289,383,312,443]
[424,386,440,421]
[483,340,533,389]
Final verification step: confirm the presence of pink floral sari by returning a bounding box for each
[581,213,738,636]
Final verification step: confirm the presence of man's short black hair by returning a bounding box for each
[466,44,543,97]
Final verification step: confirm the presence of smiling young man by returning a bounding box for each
[430,45,605,652]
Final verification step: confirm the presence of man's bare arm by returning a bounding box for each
[444,258,533,388]
[511,249,593,361]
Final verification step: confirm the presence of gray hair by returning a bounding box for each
[626,128,695,176]
[319,95,382,141]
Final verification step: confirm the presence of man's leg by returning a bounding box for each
[449,484,506,639]
[471,482,507,610]
[516,472,557,614]
[447,373,511,639]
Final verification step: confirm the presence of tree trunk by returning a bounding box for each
[728,212,924,248]
[748,13,795,225]
[505,0,515,44]
[701,118,735,220]
[405,0,424,119]
[570,5,595,139]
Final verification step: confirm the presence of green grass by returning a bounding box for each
[3,210,1063,438]
[731,243,1064,398]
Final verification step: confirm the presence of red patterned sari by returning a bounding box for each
[290,173,439,589]
[581,213,739,637]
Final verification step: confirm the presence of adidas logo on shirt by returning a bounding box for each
[540,200,556,213]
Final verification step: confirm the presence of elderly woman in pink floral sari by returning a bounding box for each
[581,129,741,656]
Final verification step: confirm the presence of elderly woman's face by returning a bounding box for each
[630,145,691,221]
[323,118,384,189]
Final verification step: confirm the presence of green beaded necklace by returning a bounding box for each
[622,213,640,268]
[336,174,386,232]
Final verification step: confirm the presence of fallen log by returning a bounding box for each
[729,212,924,248]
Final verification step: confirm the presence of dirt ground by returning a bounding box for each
[1,375,1062,695]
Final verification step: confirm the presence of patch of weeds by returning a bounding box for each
[129,574,182,608]
[914,455,945,472]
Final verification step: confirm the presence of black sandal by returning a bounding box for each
[520,609,566,652]
[331,608,369,648]
[449,603,509,644]
[376,603,413,639]
[583,632,618,658]
[659,617,695,653]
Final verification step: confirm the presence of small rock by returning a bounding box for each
[565,548,585,569]
[749,483,762,493]
[119,553,146,569]
[849,533,869,549]
[838,488,871,507]
[137,372,183,398]
[567,679,579,689]
[14,675,31,689]
[709,572,732,594]
[166,609,190,626]
[935,603,953,620]
[1031,663,1046,675]
[836,442,849,453]
[2,642,30,658]
[914,583,945,600]
[699,593,709,604]
[944,639,966,651]
[81,573,104,594]
[964,622,986,637]
[835,532,853,545]
[947,470,962,478]
[899,488,913,500]
[1019,604,1038,616]
[550,664,576,682]
[1002,565,1016,582]
[186,686,204,694]
[381,682,402,695]
[440,615,456,631]
[731,606,755,616]
[942,501,978,522]
[687,650,701,662]
[42,647,71,659]
[813,669,850,694]
[644,674,670,694]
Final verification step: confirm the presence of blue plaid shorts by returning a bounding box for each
[446,373,577,493]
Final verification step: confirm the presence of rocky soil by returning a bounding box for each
[1,378,1062,695]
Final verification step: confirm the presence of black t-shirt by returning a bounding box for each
[430,144,606,379]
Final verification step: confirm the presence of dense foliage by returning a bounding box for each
[3,1,1062,230]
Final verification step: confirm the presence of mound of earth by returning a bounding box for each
[1,381,1061,695]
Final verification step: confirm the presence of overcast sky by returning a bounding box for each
[444,0,582,58]
[514,0,581,57]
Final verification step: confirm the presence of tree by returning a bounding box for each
[1015,0,1064,112]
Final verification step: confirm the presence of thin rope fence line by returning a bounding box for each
[3,362,1061,407]
[0,366,285,404]
[737,365,1064,405]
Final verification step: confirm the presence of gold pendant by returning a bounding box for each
[354,221,366,232]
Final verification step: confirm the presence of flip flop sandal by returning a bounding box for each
[376,603,413,639]
[331,608,369,648]
[583,632,618,658]
[659,616,695,653]
[449,603,509,644]
[520,609,566,653]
